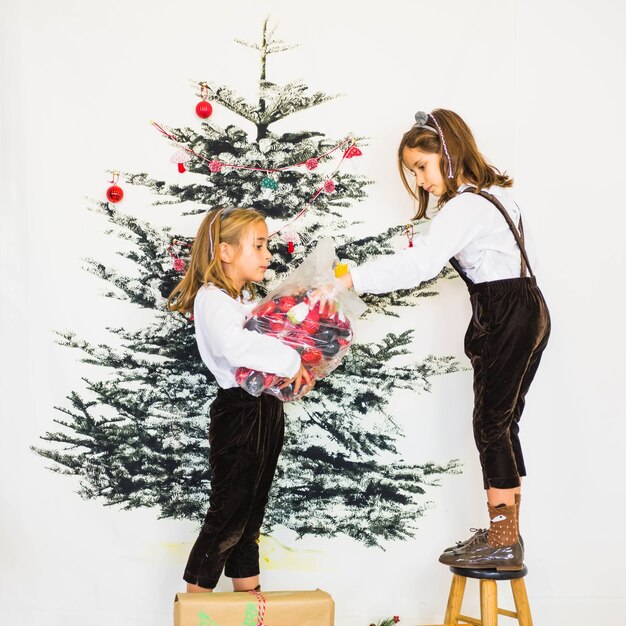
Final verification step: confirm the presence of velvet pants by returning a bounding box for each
[465,276,551,489]
[183,387,285,589]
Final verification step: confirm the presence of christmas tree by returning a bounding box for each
[35,20,461,547]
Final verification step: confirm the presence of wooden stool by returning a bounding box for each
[438,565,533,626]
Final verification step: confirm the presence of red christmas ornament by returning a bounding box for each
[106,184,124,203]
[106,171,123,203]
[305,158,318,170]
[301,316,319,334]
[235,367,251,384]
[255,301,277,317]
[278,296,298,312]
[307,305,321,321]
[208,159,222,173]
[269,314,286,333]
[173,258,186,272]
[282,228,300,256]
[344,145,362,158]
[196,82,213,119]
[323,179,336,194]
[196,100,213,119]
[171,150,191,173]
[302,347,323,365]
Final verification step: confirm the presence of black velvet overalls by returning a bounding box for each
[449,188,551,490]
[183,387,284,589]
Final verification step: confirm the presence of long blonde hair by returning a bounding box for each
[398,108,513,220]
[167,208,266,313]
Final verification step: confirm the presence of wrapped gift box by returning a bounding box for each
[174,589,334,626]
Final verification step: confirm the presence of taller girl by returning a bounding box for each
[338,109,551,570]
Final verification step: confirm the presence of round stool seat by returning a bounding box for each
[449,564,528,580]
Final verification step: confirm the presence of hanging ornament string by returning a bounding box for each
[195,82,213,119]
[106,171,124,203]
[268,143,352,239]
[403,223,415,248]
[168,239,192,272]
[151,121,356,175]
[152,121,359,241]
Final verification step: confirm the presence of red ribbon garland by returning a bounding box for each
[151,121,357,240]
[151,121,354,174]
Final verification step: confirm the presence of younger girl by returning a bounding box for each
[337,109,550,571]
[168,207,312,591]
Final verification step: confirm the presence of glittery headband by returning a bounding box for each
[208,207,236,259]
[414,111,454,179]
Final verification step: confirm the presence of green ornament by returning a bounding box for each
[260,176,278,190]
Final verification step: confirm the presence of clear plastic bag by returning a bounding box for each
[235,238,366,401]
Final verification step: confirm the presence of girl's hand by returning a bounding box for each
[308,284,337,316]
[336,271,353,290]
[280,362,313,394]
[296,377,316,398]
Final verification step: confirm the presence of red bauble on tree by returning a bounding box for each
[196,82,213,119]
[106,185,124,203]
[196,100,213,119]
[344,145,362,158]
[106,171,123,203]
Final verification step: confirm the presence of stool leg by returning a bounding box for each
[443,574,466,625]
[480,579,498,626]
[511,578,534,626]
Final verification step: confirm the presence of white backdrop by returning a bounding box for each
[1,1,625,625]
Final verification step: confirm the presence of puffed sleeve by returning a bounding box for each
[350,196,489,294]
[196,288,301,377]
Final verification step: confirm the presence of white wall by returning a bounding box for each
[514,1,626,623]
[1,1,624,624]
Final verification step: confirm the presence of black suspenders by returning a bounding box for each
[448,187,534,286]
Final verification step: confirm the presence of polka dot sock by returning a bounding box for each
[487,502,518,547]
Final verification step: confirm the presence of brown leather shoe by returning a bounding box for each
[443,528,524,554]
[443,528,488,553]
[439,534,524,571]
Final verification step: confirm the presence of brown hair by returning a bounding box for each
[167,208,266,313]
[398,109,513,219]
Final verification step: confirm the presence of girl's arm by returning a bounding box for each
[196,288,301,378]
[350,195,489,294]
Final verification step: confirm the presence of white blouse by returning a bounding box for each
[350,185,533,295]
[193,285,301,389]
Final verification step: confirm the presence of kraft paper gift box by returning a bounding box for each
[174,589,334,626]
